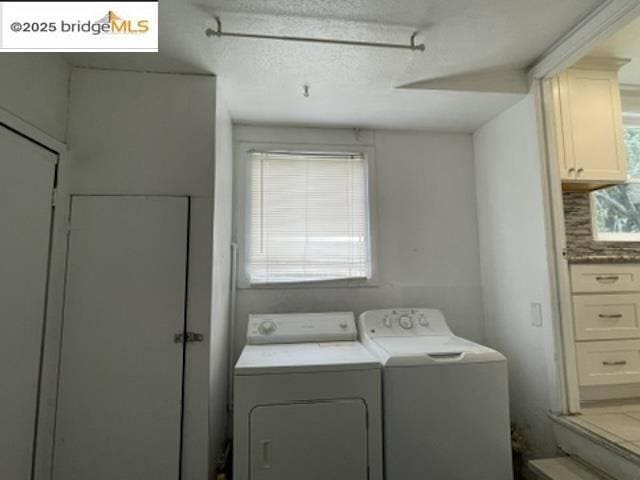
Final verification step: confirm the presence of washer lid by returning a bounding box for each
[235,341,380,375]
[371,335,505,366]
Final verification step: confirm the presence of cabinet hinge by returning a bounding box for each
[174,331,204,344]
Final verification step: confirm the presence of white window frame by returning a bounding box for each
[235,141,378,288]
[592,122,640,242]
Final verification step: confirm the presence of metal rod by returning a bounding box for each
[205,17,425,52]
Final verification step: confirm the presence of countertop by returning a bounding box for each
[567,254,640,264]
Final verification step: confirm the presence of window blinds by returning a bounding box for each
[248,151,371,284]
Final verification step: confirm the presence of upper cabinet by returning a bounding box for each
[548,58,629,191]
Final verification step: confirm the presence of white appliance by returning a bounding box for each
[233,312,383,480]
[359,308,512,480]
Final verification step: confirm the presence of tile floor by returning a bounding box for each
[568,400,640,456]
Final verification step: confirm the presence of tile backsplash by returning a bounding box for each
[563,191,640,257]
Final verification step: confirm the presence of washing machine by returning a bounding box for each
[233,312,383,480]
[359,308,512,480]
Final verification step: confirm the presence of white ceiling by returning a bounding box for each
[68,0,605,132]
[589,14,640,86]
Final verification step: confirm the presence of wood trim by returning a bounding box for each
[572,56,631,71]
[528,0,640,81]
[538,79,582,414]
[0,106,66,154]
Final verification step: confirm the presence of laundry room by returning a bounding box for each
[2,2,640,480]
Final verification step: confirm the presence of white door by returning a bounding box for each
[250,400,368,480]
[53,196,189,480]
[0,125,57,480]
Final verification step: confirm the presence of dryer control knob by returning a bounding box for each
[418,315,429,327]
[399,315,413,329]
[258,320,277,335]
[383,315,393,328]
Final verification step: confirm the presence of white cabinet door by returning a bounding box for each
[250,400,368,480]
[53,196,188,480]
[559,68,626,182]
[549,76,576,181]
[0,125,57,480]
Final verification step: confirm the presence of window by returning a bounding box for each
[593,126,640,241]
[246,150,372,284]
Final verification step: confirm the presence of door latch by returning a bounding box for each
[174,332,204,344]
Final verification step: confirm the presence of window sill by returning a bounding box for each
[237,278,379,289]
[594,234,640,242]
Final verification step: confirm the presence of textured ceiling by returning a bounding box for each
[196,0,434,25]
[68,0,606,132]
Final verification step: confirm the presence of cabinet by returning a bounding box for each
[573,294,640,341]
[549,58,628,190]
[571,264,640,387]
[576,340,640,386]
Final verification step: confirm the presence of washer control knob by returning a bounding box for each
[383,315,393,328]
[399,315,413,329]
[418,315,429,327]
[258,320,277,336]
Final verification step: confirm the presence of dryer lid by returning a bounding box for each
[235,341,379,374]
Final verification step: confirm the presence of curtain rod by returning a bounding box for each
[205,17,425,52]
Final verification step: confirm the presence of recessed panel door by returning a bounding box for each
[562,69,627,181]
[250,400,368,480]
[53,196,188,480]
[0,124,57,480]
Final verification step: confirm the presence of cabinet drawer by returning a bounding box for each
[573,294,640,341]
[570,265,640,293]
[576,340,640,386]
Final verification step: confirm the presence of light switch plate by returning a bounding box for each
[531,302,543,327]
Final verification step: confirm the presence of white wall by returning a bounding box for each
[232,125,484,356]
[66,68,222,479]
[68,69,215,196]
[210,92,233,470]
[0,54,69,141]
[474,93,560,457]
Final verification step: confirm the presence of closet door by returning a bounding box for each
[53,196,188,480]
[0,125,57,480]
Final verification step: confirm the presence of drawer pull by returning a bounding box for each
[598,313,623,319]
[603,360,627,366]
[596,275,620,283]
